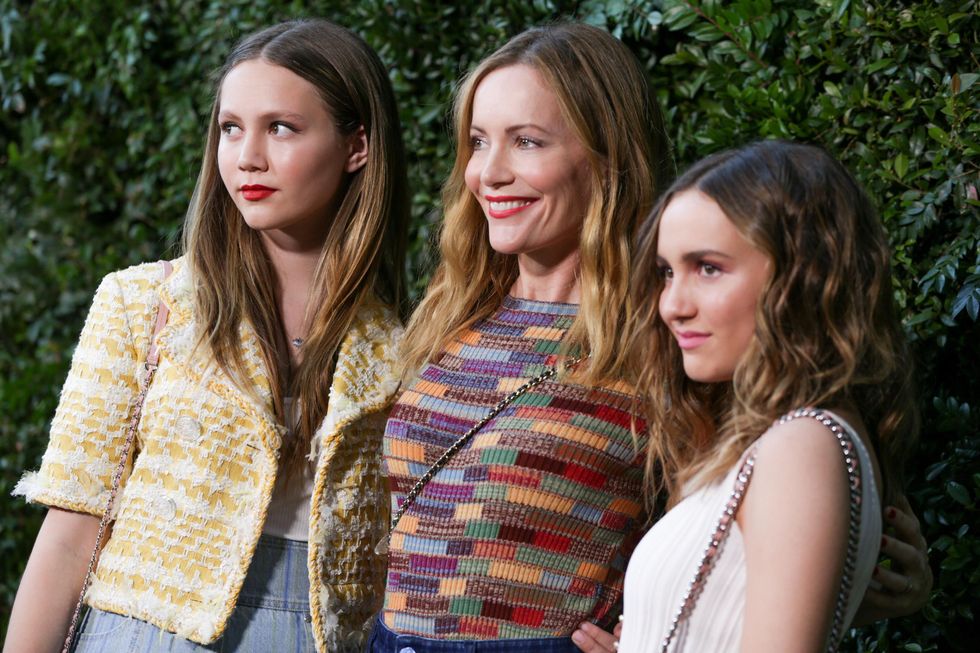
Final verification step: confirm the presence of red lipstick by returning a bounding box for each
[241,184,277,201]
[485,195,537,219]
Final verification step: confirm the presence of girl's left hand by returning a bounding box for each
[853,494,933,625]
[572,620,622,652]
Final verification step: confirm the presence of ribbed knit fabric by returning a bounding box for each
[382,296,647,639]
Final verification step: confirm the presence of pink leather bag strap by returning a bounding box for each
[61,259,174,653]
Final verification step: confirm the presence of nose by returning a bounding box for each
[659,274,696,324]
[479,144,513,188]
[237,131,267,172]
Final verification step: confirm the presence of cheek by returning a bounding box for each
[552,160,592,219]
[721,289,760,348]
[298,145,349,195]
[216,143,236,191]
[463,156,481,195]
[657,286,670,317]
[280,147,316,181]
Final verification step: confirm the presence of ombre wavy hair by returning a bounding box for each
[628,140,918,507]
[401,22,672,381]
[182,19,408,468]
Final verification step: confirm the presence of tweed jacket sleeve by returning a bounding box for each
[14,262,163,514]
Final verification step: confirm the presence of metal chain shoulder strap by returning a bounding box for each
[660,407,864,653]
[62,260,172,653]
[376,356,584,556]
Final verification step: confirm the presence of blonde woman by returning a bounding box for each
[6,19,406,653]
[372,22,671,653]
[371,23,931,653]
[618,140,920,651]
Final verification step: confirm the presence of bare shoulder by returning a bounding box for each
[752,415,849,477]
[740,415,853,531]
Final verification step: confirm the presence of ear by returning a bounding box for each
[345,125,368,173]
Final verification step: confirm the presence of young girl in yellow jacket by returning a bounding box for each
[5,19,407,653]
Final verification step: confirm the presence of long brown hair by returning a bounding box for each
[401,22,672,382]
[628,140,918,506]
[183,19,408,467]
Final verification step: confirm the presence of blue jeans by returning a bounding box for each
[71,535,315,652]
[367,618,579,653]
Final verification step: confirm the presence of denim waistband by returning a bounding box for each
[236,534,311,612]
[369,617,579,653]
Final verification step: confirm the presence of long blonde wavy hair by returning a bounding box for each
[628,140,918,507]
[401,22,672,381]
[183,20,408,468]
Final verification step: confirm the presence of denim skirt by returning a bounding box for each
[368,618,579,653]
[71,535,315,653]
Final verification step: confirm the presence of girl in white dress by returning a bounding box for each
[618,140,919,652]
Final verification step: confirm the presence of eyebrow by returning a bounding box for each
[469,123,554,136]
[217,110,307,123]
[657,249,734,264]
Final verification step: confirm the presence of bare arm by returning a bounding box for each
[738,419,852,652]
[3,508,100,653]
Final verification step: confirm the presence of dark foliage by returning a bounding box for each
[1,1,977,649]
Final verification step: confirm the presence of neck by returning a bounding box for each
[511,249,580,303]
[260,230,324,345]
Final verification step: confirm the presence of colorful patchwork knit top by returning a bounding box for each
[382,295,647,639]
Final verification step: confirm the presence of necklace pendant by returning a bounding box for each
[291,337,304,348]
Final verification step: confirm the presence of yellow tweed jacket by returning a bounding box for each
[14,258,401,652]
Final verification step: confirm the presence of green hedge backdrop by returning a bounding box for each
[1,0,977,649]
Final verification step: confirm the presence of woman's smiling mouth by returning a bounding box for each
[486,195,537,218]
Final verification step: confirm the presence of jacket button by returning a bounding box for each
[176,415,202,442]
[304,613,312,623]
[158,498,177,520]
[399,648,416,653]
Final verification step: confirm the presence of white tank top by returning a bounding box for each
[618,410,881,652]
[263,397,315,541]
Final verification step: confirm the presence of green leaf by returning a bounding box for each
[928,125,948,145]
[831,0,851,22]
[865,58,894,74]
[894,153,909,179]
[947,481,972,506]
[956,73,979,93]
[663,4,699,30]
[690,23,725,42]
[952,284,980,320]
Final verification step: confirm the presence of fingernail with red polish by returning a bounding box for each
[881,536,888,549]
[887,507,897,520]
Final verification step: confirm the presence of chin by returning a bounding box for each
[486,236,526,256]
[681,361,733,384]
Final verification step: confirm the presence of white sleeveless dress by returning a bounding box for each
[618,410,881,652]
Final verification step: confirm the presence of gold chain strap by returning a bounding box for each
[62,261,171,653]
